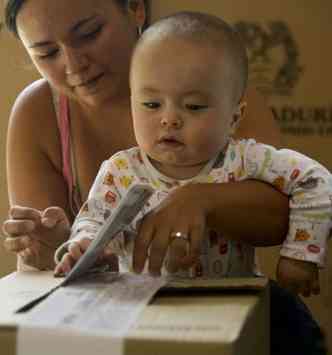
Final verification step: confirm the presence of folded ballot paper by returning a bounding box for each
[16,183,155,313]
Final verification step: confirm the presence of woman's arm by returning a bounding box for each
[203,181,289,245]
[234,86,283,147]
[3,79,71,269]
[7,79,71,214]
[133,181,289,275]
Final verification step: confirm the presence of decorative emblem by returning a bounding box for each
[234,21,303,96]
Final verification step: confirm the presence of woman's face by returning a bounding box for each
[16,0,145,107]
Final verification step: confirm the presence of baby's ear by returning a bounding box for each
[230,101,247,134]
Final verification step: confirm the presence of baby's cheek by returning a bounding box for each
[195,133,226,159]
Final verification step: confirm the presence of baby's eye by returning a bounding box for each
[142,102,161,109]
[185,104,208,111]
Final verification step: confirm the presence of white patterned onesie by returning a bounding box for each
[55,139,332,277]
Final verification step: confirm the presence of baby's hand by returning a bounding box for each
[54,238,92,276]
[277,256,320,297]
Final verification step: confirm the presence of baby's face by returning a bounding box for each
[130,38,238,179]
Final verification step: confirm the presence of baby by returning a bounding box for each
[54,11,331,296]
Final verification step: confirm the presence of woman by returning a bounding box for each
[3,0,286,270]
[1,1,326,354]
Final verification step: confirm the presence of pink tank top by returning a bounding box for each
[18,92,82,272]
[53,93,82,216]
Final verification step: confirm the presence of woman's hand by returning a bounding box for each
[133,184,207,276]
[132,180,289,276]
[2,206,71,270]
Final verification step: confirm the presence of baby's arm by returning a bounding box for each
[242,140,332,294]
[54,159,124,275]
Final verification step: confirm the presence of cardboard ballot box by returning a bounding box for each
[0,272,269,355]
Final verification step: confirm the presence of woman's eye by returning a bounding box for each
[186,104,208,111]
[81,25,103,40]
[38,49,59,60]
[142,102,161,109]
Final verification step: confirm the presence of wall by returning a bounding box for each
[150,0,332,348]
[0,22,40,276]
[0,0,331,349]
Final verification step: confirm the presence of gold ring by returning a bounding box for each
[170,231,189,241]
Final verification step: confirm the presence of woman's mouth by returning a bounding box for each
[73,73,104,91]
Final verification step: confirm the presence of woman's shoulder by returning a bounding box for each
[7,78,63,161]
[9,78,57,129]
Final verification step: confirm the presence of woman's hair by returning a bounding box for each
[5,0,150,37]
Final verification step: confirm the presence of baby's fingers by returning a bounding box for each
[54,262,67,277]
[79,238,93,251]
[54,253,75,276]
[68,242,84,261]
[67,239,92,261]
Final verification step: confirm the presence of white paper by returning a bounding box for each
[16,184,154,313]
[63,184,154,284]
[18,272,167,355]
[0,271,63,325]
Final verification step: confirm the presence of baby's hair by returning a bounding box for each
[133,11,248,104]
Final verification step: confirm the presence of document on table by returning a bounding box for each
[16,183,154,313]
[20,272,167,333]
[16,183,161,355]
[18,272,167,355]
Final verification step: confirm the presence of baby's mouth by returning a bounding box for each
[158,137,184,148]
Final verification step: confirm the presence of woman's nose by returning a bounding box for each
[160,110,183,129]
[63,47,89,75]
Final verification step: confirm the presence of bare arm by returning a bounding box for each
[133,181,289,274]
[7,79,71,215]
[202,181,289,246]
[3,80,71,269]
